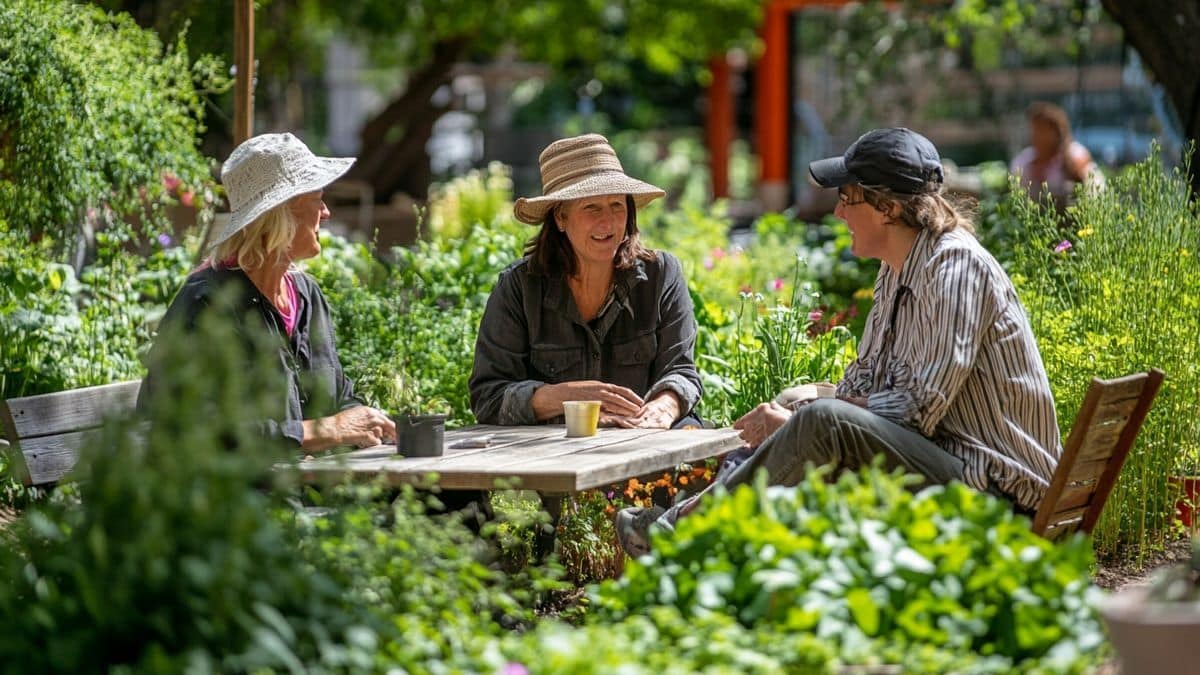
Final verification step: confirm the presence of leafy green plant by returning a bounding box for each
[0,314,376,674]
[697,261,858,426]
[1008,147,1200,556]
[0,0,224,249]
[594,464,1107,673]
[0,222,192,400]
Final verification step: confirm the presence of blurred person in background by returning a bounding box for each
[1010,101,1103,209]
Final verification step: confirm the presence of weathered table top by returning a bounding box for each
[296,424,744,494]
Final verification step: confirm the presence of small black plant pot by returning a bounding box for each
[394,413,446,457]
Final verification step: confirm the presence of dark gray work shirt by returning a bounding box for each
[137,266,363,445]
[469,251,702,425]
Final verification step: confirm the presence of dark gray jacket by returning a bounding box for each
[137,266,363,445]
[469,251,702,425]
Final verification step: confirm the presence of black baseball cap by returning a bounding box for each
[809,128,944,194]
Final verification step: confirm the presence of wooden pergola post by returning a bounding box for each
[706,54,734,199]
[195,0,254,262]
[233,0,254,145]
[755,1,792,212]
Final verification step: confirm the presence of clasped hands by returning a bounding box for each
[532,380,681,429]
[732,383,863,449]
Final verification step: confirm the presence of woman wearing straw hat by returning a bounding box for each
[469,134,702,428]
[138,132,396,451]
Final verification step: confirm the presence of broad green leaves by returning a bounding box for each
[597,466,1107,672]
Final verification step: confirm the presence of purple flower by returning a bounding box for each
[1054,240,1072,253]
[157,233,173,247]
[502,664,529,675]
[605,491,614,500]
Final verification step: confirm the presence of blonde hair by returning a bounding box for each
[856,183,976,236]
[209,201,298,270]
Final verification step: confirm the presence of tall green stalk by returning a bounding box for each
[1010,147,1200,558]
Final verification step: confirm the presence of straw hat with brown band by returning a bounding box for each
[513,134,666,224]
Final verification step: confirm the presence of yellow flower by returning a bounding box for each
[1181,248,1191,258]
[853,287,874,300]
[1076,227,1094,238]
[1126,213,1135,222]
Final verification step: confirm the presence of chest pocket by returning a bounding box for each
[531,346,584,383]
[612,332,658,366]
[609,332,657,394]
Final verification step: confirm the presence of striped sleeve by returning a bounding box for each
[867,248,998,436]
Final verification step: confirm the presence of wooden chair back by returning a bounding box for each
[1031,369,1165,540]
[0,380,141,487]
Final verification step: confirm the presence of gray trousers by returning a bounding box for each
[672,399,972,522]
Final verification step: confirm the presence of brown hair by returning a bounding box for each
[524,194,656,277]
[1027,101,1073,153]
[853,183,976,236]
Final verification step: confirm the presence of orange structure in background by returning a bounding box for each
[708,0,855,207]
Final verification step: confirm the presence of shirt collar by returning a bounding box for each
[883,226,937,292]
[542,257,649,318]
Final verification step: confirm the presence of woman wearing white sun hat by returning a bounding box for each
[138,132,396,451]
[469,134,702,429]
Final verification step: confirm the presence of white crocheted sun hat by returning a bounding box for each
[212,132,355,248]
[513,134,665,224]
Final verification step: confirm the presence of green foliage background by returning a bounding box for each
[0,0,225,247]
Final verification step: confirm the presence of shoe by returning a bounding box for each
[615,505,666,558]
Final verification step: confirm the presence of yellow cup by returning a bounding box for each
[563,400,601,437]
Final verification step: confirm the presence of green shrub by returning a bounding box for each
[1007,148,1200,556]
[0,315,376,674]
[696,262,858,426]
[0,222,192,399]
[0,0,223,247]
[594,465,1107,673]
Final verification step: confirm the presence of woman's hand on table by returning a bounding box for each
[531,380,644,421]
[606,391,682,429]
[302,405,396,451]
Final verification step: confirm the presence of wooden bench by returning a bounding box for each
[1031,369,1165,540]
[0,381,142,487]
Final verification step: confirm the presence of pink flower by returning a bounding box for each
[771,278,785,292]
[1054,240,1072,253]
[702,256,714,271]
[162,173,181,193]
[180,190,195,208]
[808,309,823,323]
[502,664,529,675]
[712,247,727,260]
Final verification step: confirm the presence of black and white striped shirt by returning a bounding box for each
[835,227,1061,509]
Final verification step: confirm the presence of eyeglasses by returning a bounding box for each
[837,184,888,207]
[837,187,867,206]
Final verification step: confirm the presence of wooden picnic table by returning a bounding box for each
[296,423,744,555]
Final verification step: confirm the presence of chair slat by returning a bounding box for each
[3,381,140,440]
[1031,369,1165,539]
[1055,481,1097,512]
[18,432,93,485]
[1067,458,1110,484]
[1077,421,1130,461]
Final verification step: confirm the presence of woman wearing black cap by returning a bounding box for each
[618,128,1061,558]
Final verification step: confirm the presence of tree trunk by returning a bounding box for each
[1102,0,1200,195]
[352,38,470,202]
